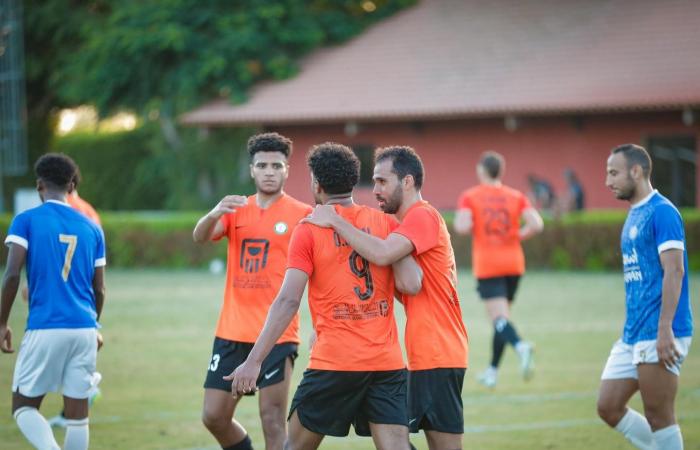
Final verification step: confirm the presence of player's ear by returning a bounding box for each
[249,163,255,179]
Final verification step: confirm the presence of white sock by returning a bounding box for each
[13,406,61,450]
[614,408,654,450]
[64,418,90,450]
[515,341,529,355]
[653,424,683,450]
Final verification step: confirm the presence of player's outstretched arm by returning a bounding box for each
[303,205,414,266]
[519,207,544,240]
[657,249,685,369]
[192,195,247,243]
[453,209,473,235]
[392,255,423,295]
[0,243,26,353]
[224,268,308,396]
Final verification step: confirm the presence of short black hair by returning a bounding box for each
[479,151,504,179]
[307,142,360,194]
[611,144,652,178]
[35,153,78,192]
[247,132,292,159]
[375,146,424,190]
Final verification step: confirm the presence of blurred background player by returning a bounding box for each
[228,142,421,450]
[193,132,312,450]
[48,166,104,428]
[1,153,106,450]
[304,146,468,450]
[454,151,543,388]
[597,144,692,450]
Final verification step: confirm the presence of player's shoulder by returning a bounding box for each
[281,194,313,216]
[501,184,526,199]
[650,192,683,220]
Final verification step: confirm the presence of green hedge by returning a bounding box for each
[1,209,699,270]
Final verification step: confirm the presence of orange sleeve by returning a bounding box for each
[287,224,315,276]
[212,212,233,241]
[457,191,471,210]
[393,207,439,255]
[519,191,532,212]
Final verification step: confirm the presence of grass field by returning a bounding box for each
[1,269,698,449]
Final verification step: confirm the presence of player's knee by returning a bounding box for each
[596,399,623,426]
[201,408,228,432]
[260,402,285,434]
[643,407,674,430]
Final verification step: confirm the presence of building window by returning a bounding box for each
[647,136,696,207]
[352,144,375,186]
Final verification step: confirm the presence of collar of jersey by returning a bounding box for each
[630,189,658,209]
[45,199,71,207]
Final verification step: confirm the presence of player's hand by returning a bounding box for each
[657,326,680,370]
[96,331,104,351]
[0,324,13,353]
[301,205,338,228]
[223,359,261,398]
[209,195,247,219]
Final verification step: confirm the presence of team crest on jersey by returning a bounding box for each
[274,221,288,235]
[629,225,638,240]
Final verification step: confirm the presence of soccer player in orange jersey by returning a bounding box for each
[228,142,422,450]
[454,151,543,389]
[193,133,312,450]
[303,146,468,450]
[66,169,101,227]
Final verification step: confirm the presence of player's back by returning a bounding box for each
[7,200,105,330]
[460,184,529,278]
[288,204,404,372]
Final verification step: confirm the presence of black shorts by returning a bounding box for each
[289,369,408,437]
[203,337,298,393]
[477,275,521,301]
[408,368,465,434]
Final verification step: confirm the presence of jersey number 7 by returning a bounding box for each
[59,234,78,281]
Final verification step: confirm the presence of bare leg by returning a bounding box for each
[425,430,463,450]
[202,388,247,447]
[369,422,410,450]
[597,378,638,427]
[284,410,324,450]
[259,358,294,450]
[637,363,678,431]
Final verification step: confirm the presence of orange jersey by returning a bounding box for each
[214,194,312,343]
[67,192,101,226]
[393,201,468,371]
[458,184,531,278]
[287,204,404,372]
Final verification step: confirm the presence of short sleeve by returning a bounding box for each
[653,205,685,254]
[95,228,107,267]
[519,191,533,213]
[287,224,315,276]
[393,207,440,255]
[457,191,471,211]
[4,213,29,249]
[212,212,234,241]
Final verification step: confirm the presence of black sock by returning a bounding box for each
[224,435,253,450]
[491,327,507,368]
[494,317,521,348]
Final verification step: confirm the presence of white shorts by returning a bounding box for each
[601,337,692,379]
[12,328,98,398]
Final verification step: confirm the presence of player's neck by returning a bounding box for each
[42,191,68,203]
[396,191,422,221]
[255,190,283,209]
[324,193,353,206]
[629,181,654,206]
[481,178,502,187]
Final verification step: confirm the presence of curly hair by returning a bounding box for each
[247,132,292,159]
[34,153,78,191]
[375,145,424,190]
[306,142,360,195]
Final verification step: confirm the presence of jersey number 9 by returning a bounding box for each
[349,250,374,300]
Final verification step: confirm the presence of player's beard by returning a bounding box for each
[614,175,636,201]
[377,185,403,214]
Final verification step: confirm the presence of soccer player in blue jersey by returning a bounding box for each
[597,144,692,450]
[1,153,106,450]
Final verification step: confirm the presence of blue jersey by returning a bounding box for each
[620,191,692,344]
[4,200,106,330]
